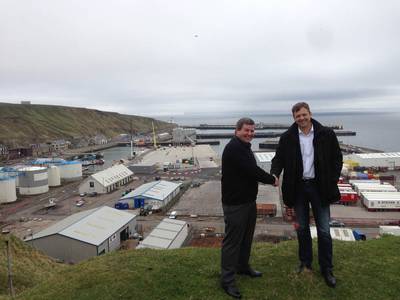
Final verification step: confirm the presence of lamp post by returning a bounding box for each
[2,228,15,298]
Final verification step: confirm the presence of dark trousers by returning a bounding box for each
[221,201,256,285]
[294,181,333,272]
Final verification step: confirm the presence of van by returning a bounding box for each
[168,211,177,219]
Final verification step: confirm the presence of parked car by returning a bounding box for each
[168,211,177,219]
[329,219,345,227]
[140,205,153,216]
[352,230,366,241]
[79,192,86,197]
[88,192,98,197]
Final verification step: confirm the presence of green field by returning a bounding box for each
[0,102,173,145]
[1,234,399,300]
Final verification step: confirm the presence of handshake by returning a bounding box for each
[272,174,279,187]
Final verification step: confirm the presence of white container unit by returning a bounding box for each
[0,176,17,203]
[58,161,82,181]
[18,166,49,195]
[361,192,400,210]
[379,226,400,236]
[349,179,381,185]
[352,183,397,195]
[47,165,61,187]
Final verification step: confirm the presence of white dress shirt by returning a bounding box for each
[299,125,315,179]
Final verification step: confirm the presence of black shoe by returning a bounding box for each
[296,263,313,274]
[237,268,263,278]
[322,270,336,288]
[221,284,242,299]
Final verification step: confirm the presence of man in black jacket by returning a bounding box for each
[271,102,343,288]
[221,118,277,299]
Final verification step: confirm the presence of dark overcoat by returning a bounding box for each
[270,119,343,207]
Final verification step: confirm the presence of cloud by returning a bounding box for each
[0,0,399,116]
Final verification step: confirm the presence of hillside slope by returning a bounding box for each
[0,235,64,299]
[0,102,173,145]
[3,235,398,300]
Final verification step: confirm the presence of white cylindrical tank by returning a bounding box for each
[58,161,82,181]
[18,166,49,195]
[0,176,17,203]
[48,165,61,187]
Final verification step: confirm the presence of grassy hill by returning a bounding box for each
[0,102,174,145]
[0,234,64,300]
[1,235,399,300]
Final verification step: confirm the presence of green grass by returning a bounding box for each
[0,235,64,299]
[1,235,398,300]
[0,102,173,145]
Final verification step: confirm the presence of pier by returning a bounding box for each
[196,130,356,139]
[184,123,343,130]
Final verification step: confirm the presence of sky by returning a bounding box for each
[1,0,400,117]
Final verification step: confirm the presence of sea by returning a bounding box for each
[101,112,400,162]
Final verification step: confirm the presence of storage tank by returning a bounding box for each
[0,175,17,203]
[18,166,49,195]
[58,161,82,181]
[48,165,61,187]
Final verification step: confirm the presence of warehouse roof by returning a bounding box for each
[120,180,181,201]
[254,152,276,162]
[92,164,133,187]
[29,206,136,246]
[138,218,187,249]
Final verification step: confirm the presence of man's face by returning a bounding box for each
[293,107,312,130]
[236,124,255,143]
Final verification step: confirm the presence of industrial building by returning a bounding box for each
[25,206,137,263]
[79,164,133,195]
[345,152,400,169]
[254,152,276,172]
[137,218,188,249]
[118,180,181,210]
[128,163,157,174]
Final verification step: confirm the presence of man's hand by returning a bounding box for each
[272,174,279,187]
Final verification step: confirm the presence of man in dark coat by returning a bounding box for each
[271,102,342,288]
[221,117,277,299]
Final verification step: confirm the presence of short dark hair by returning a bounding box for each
[236,117,255,130]
[292,102,311,115]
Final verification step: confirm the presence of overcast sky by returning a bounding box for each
[1,0,400,116]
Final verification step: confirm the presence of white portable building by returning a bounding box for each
[79,164,133,194]
[346,152,400,169]
[310,226,355,241]
[379,226,400,236]
[361,192,400,210]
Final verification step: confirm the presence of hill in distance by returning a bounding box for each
[1,234,399,300]
[0,102,174,146]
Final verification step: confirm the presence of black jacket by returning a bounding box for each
[221,136,275,205]
[270,119,343,208]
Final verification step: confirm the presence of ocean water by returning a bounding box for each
[102,112,400,162]
[159,112,400,153]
